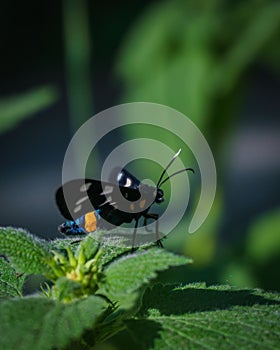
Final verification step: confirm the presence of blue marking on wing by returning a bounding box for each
[58,209,101,235]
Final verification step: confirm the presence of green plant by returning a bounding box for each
[0,85,58,134]
[0,227,279,350]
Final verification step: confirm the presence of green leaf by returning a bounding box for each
[0,295,108,350]
[96,234,133,267]
[0,227,52,275]
[0,85,58,134]
[125,284,280,350]
[0,258,24,299]
[99,249,191,308]
[48,237,82,251]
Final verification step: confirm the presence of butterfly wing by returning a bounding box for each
[56,179,106,220]
[55,177,142,222]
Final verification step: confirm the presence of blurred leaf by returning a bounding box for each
[219,1,280,92]
[247,208,280,263]
[63,0,93,130]
[116,0,217,130]
[183,192,222,266]
[116,0,280,138]
[0,85,58,134]
[221,262,256,289]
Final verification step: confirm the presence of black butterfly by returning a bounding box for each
[55,149,194,248]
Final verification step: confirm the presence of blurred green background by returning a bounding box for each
[0,0,279,292]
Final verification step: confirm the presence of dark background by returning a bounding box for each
[0,1,144,235]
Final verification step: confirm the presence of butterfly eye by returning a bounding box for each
[155,188,164,203]
[124,178,132,187]
[117,172,132,187]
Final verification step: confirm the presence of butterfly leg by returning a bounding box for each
[143,213,163,248]
[58,221,86,235]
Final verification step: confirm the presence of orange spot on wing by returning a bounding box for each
[84,212,97,232]
[139,199,146,209]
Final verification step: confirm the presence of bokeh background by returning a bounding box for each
[0,0,279,294]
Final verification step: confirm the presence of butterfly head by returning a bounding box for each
[155,188,164,203]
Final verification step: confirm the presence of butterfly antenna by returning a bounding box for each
[159,168,194,187]
[156,149,182,188]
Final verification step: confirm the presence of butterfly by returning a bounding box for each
[55,149,194,248]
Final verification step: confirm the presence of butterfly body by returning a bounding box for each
[55,150,194,248]
[56,170,163,235]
